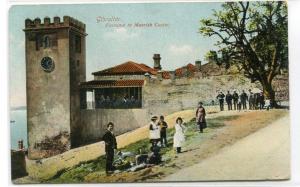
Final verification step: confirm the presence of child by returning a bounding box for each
[148,141,161,165]
[158,115,168,147]
[173,117,186,153]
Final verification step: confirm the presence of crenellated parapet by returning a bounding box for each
[24,16,86,33]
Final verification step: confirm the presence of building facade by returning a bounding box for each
[24,16,86,159]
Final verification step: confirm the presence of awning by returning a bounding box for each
[80,80,144,89]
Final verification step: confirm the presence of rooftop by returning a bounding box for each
[175,63,197,77]
[80,80,145,88]
[92,61,157,76]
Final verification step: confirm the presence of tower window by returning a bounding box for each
[35,33,57,50]
[43,36,50,48]
[75,35,81,53]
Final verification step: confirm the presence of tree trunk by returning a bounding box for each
[261,80,278,108]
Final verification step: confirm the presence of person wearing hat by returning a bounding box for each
[149,115,160,146]
[196,102,207,133]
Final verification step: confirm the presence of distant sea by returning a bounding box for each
[10,109,27,150]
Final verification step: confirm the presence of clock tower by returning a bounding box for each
[24,16,87,159]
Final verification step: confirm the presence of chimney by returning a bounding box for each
[182,66,188,77]
[153,54,162,70]
[157,71,163,81]
[169,71,176,81]
[195,60,202,71]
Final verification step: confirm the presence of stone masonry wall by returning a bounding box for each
[143,74,262,117]
[79,109,148,145]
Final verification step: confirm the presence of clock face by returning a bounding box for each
[41,57,55,72]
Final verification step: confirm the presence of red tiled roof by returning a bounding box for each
[138,63,158,75]
[161,71,171,79]
[80,80,144,88]
[175,63,197,77]
[92,61,157,76]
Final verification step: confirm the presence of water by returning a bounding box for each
[10,110,27,150]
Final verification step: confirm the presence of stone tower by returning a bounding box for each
[153,54,162,70]
[24,16,87,159]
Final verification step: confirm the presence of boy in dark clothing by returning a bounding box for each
[148,141,161,165]
[102,122,117,174]
[158,115,168,147]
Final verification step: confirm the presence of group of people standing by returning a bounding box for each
[149,115,169,148]
[216,89,270,111]
[102,88,273,174]
[102,102,207,174]
[149,101,207,155]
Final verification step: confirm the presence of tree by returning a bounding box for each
[199,1,288,107]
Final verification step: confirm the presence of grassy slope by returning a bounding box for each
[46,115,241,183]
[47,110,288,183]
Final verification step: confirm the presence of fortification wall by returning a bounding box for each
[77,73,288,147]
[79,109,148,145]
[143,74,262,116]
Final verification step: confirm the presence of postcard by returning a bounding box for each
[9,1,289,183]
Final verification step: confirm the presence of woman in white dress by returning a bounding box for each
[173,117,186,153]
[149,116,160,146]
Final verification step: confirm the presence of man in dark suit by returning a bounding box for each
[232,91,239,110]
[240,90,248,110]
[102,122,117,174]
[258,92,265,110]
[216,92,225,111]
[225,91,233,110]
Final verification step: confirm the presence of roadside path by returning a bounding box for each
[163,114,290,181]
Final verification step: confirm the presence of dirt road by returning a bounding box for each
[163,114,290,181]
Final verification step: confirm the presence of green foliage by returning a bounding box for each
[47,156,107,183]
[199,1,288,104]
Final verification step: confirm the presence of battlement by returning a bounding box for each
[24,16,86,33]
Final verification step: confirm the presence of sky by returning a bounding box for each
[9,2,222,107]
